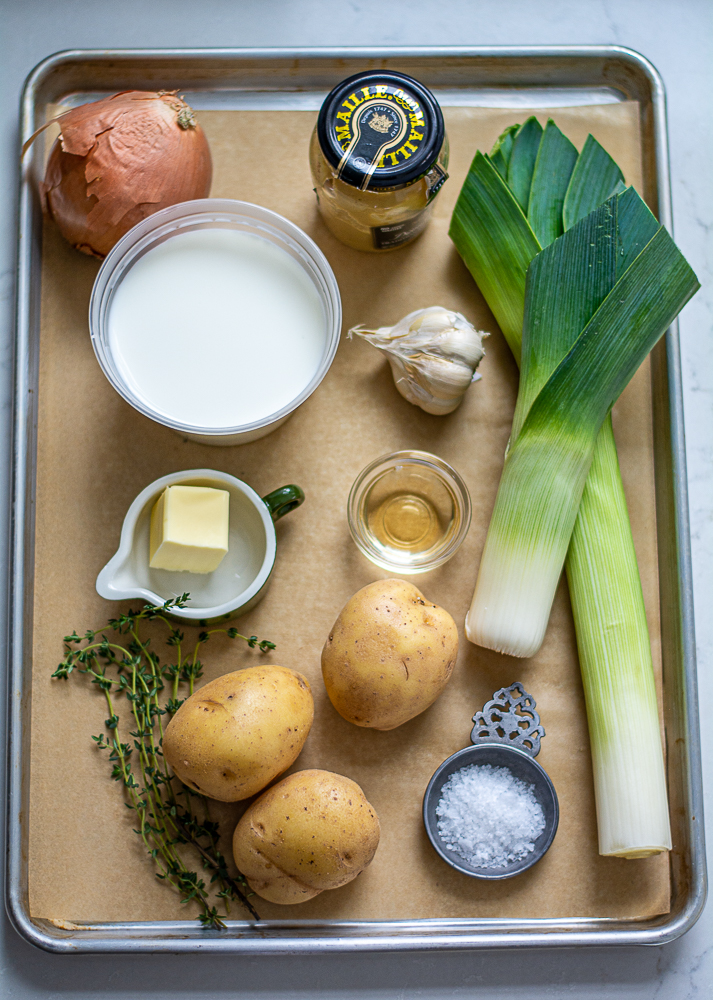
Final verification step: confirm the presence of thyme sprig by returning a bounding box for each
[53,594,276,927]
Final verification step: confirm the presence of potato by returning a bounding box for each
[162,665,313,801]
[321,579,458,730]
[232,769,380,904]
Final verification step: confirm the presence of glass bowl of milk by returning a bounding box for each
[89,199,341,445]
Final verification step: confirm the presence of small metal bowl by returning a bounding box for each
[422,684,560,880]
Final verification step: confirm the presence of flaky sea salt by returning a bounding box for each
[436,763,546,869]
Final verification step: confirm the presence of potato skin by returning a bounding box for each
[321,579,458,730]
[232,769,380,904]
[162,666,313,801]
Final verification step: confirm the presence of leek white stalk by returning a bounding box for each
[466,434,591,656]
[566,425,671,855]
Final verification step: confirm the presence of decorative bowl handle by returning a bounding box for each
[470,682,546,757]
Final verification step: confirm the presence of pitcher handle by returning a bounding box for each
[262,484,305,522]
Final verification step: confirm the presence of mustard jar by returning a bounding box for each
[310,70,449,252]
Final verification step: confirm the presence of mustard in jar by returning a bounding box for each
[310,70,449,252]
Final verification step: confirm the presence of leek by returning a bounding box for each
[470,192,698,656]
[450,119,699,857]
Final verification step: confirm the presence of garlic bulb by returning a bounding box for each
[349,306,488,415]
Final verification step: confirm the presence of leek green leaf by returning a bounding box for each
[489,123,519,181]
[617,184,660,274]
[563,134,625,230]
[449,151,539,360]
[506,116,544,213]
[523,222,698,440]
[512,197,619,441]
[449,152,539,360]
[527,119,578,246]
[514,189,661,440]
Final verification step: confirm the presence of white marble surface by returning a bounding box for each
[0,0,711,996]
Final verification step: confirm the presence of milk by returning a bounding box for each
[107,227,327,428]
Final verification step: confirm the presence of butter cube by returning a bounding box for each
[149,485,229,573]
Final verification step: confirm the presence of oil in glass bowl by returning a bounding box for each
[369,491,443,554]
[348,451,471,573]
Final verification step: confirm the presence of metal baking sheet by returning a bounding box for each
[6,45,706,953]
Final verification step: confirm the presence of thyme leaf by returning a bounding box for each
[53,595,269,927]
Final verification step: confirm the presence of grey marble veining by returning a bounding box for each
[0,0,711,996]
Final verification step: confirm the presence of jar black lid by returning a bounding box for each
[317,70,445,190]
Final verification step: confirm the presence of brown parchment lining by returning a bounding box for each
[28,101,669,923]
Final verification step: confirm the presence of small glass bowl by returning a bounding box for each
[347,450,471,574]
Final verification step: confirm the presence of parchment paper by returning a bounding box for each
[28,100,669,923]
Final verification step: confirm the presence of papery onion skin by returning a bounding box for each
[41,91,212,258]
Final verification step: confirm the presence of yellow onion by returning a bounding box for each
[36,90,212,258]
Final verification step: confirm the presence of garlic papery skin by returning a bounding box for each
[349,306,487,415]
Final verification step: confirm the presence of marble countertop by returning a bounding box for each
[1,1,711,996]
